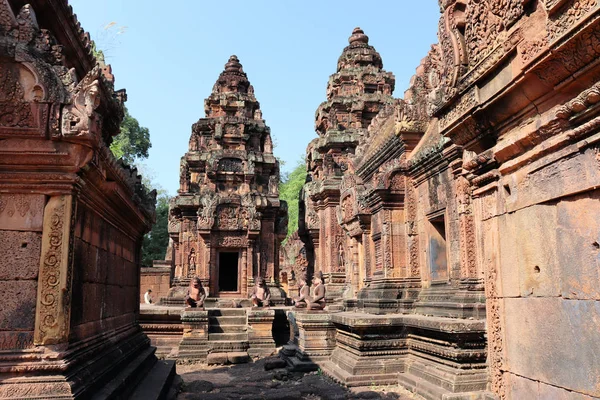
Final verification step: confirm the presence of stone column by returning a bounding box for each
[241,248,248,297]
[209,244,217,295]
[34,195,75,346]
[247,308,275,358]
[178,309,209,362]
[203,240,211,291]
[247,239,254,288]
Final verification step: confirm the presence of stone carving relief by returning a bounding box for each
[187,249,196,278]
[35,195,73,345]
[241,193,261,231]
[306,207,320,231]
[548,0,598,40]
[216,233,247,248]
[61,67,101,141]
[0,63,37,129]
[341,195,353,222]
[456,176,478,278]
[197,191,218,229]
[218,157,243,173]
[216,204,241,230]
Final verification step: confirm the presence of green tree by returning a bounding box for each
[141,192,170,266]
[279,160,307,239]
[110,107,151,164]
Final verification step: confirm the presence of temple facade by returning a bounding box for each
[166,56,288,303]
[290,2,600,399]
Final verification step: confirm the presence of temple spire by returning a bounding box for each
[349,27,369,45]
[337,27,383,71]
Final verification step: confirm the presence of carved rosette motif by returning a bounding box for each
[34,195,74,345]
[485,252,506,399]
[456,176,478,278]
[406,182,420,277]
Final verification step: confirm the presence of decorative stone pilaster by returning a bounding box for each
[34,195,74,346]
[247,308,276,358]
[178,309,209,362]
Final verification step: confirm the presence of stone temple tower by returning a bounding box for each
[166,56,288,304]
[299,28,395,302]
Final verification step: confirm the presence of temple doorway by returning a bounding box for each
[218,251,239,292]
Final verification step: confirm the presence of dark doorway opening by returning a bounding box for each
[219,252,239,292]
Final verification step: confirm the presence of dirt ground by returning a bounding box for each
[174,358,425,400]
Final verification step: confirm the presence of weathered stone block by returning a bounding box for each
[207,352,228,365]
[0,280,36,330]
[503,297,600,397]
[499,204,560,298]
[506,373,538,400]
[0,194,45,231]
[0,230,41,280]
[556,192,600,300]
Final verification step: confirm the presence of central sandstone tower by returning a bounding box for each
[166,56,287,304]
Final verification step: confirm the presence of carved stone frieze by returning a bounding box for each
[34,195,74,345]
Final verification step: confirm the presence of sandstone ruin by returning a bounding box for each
[0,0,174,397]
[2,0,600,399]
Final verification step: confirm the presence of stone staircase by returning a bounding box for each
[207,308,251,364]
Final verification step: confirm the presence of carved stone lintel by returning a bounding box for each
[34,195,74,346]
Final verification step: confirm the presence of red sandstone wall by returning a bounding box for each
[0,194,45,350]
[140,266,171,303]
[70,203,139,342]
[482,149,600,398]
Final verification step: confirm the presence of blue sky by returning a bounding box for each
[69,1,441,195]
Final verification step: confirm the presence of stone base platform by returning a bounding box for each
[0,325,174,400]
[140,305,184,359]
[319,312,490,400]
[140,305,290,365]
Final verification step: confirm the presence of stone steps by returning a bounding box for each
[209,315,247,325]
[90,347,158,400]
[209,324,247,333]
[207,308,247,317]
[129,359,176,400]
[206,308,251,365]
[208,332,248,341]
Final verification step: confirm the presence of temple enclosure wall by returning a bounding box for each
[140,263,172,303]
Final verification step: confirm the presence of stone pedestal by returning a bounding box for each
[281,310,336,372]
[247,309,276,358]
[356,278,421,315]
[320,311,489,397]
[322,312,409,387]
[178,309,209,362]
[140,306,184,359]
[397,315,489,399]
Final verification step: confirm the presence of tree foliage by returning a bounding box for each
[279,160,307,239]
[141,193,170,266]
[92,28,166,266]
[110,107,151,164]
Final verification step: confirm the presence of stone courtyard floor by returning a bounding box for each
[175,358,424,400]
